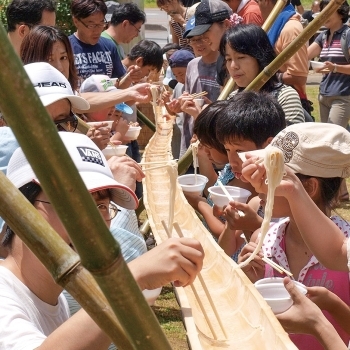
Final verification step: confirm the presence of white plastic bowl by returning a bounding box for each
[255,277,306,291]
[142,287,162,306]
[102,145,128,159]
[124,126,141,140]
[310,60,325,70]
[87,121,113,129]
[194,98,204,108]
[208,186,251,208]
[255,280,307,314]
[178,174,208,196]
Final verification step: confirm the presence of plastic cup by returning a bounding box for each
[178,174,208,196]
[102,145,128,159]
[208,186,251,208]
[254,279,307,314]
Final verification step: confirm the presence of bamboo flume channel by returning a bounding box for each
[142,110,298,350]
[0,24,172,350]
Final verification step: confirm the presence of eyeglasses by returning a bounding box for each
[129,22,141,33]
[54,112,79,132]
[34,200,120,221]
[96,203,120,221]
[77,17,107,30]
[188,36,211,45]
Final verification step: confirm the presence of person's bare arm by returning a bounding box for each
[107,156,145,191]
[37,309,111,350]
[36,237,204,350]
[241,157,348,271]
[296,4,304,14]
[76,84,152,113]
[128,237,204,290]
[308,41,322,60]
[307,286,350,333]
[280,73,307,88]
[218,224,244,257]
[277,278,348,350]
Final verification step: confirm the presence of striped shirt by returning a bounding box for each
[315,25,350,96]
[229,84,305,125]
[170,16,193,53]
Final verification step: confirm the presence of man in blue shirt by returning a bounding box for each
[69,0,127,87]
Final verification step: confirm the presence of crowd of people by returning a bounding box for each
[1,0,350,348]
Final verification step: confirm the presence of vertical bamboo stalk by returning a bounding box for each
[0,24,172,350]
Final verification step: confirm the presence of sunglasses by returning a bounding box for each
[54,112,79,132]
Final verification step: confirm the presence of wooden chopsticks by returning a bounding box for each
[190,91,208,99]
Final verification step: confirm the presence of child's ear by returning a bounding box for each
[261,137,274,148]
[135,57,144,67]
[303,177,319,199]
[18,24,30,38]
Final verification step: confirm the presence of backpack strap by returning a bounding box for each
[341,27,350,63]
[321,29,327,48]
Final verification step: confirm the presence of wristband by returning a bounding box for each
[333,64,337,73]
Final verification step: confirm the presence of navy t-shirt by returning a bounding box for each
[69,34,125,86]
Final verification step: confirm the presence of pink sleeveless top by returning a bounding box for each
[262,216,350,350]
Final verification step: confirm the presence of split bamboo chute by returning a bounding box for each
[0,24,172,350]
[142,102,297,349]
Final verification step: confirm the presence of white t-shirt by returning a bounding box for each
[0,266,69,350]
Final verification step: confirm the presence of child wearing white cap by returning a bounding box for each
[79,74,133,146]
[0,132,204,349]
[240,123,350,348]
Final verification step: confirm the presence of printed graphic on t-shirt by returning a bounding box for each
[73,51,114,81]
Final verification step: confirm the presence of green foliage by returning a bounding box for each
[56,0,75,35]
[0,0,75,35]
[0,0,11,29]
[145,0,158,8]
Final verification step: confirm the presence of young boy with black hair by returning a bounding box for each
[121,40,163,197]
[189,91,286,259]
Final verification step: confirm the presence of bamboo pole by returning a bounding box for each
[177,143,194,175]
[245,0,344,91]
[77,117,90,134]
[0,24,172,350]
[0,173,133,350]
[261,0,288,32]
[137,108,156,132]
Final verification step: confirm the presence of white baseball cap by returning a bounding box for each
[80,75,133,114]
[24,62,90,111]
[6,132,138,209]
[80,74,117,93]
